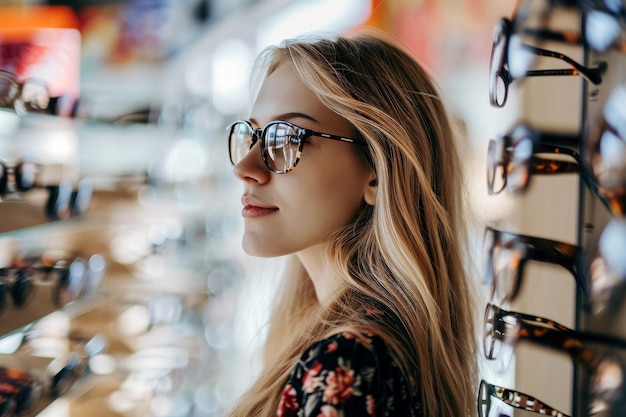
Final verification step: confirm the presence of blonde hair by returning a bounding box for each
[228,30,478,417]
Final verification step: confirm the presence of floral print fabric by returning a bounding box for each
[276,330,422,417]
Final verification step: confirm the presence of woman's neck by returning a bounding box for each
[296,243,341,305]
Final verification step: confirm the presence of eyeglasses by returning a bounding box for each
[478,379,570,417]
[516,0,626,53]
[227,120,366,174]
[49,332,108,396]
[0,70,50,115]
[0,367,43,415]
[489,17,607,108]
[0,269,35,312]
[0,161,38,195]
[589,218,626,314]
[487,123,580,195]
[583,86,626,217]
[0,160,93,220]
[483,227,584,305]
[483,303,626,362]
[483,303,626,414]
[0,252,106,315]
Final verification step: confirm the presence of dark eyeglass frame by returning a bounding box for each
[489,17,607,108]
[517,0,626,53]
[487,123,580,195]
[227,120,366,174]
[483,303,626,363]
[478,379,570,417]
[483,227,584,305]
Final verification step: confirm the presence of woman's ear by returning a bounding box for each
[364,174,377,206]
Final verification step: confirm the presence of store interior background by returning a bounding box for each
[0,0,589,416]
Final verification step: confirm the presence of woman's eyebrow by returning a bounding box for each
[249,112,319,127]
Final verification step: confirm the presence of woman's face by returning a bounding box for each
[233,63,374,257]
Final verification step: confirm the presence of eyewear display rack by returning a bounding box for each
[0,110,231,417]
[575,5,626,417]
[481,1,626,417]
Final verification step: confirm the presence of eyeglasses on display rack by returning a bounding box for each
[484,303,626,415]
[228,120,366,174]
[49,332,108,396]
[483,227,584,305]
[0,70,50,116]
[487,123,580,195]
[583,86,626,216]
[0,269,35,311]
[588,218,626,314]
[0,160,94,220]
[489,16,607,107]
[0,367,43,415]
[0,252,106,314]
[478,379,570,417]
[483,302,626,364]
[515,0,626,53]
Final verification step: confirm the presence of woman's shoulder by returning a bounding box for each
[301,326,389,366]
[278,319,421,417]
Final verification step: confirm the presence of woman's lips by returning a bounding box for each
[241,195,278,218]
[242,205,279,218]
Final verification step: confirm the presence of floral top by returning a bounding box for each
[276,329,422,417]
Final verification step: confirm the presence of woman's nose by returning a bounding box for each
[233,142,270,184]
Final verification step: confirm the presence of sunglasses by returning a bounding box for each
[489,17,607,108]
[487,123,580,196]
[227,120,366,174]
[478,379,569,417]
[483,227,584,305]
[0,70,50,115]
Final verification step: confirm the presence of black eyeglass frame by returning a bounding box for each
[489,17,607,108]
[228,120,366,174]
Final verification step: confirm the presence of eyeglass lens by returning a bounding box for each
[487,133,534,196]
[484,229,524,303]
[489,19,510,107]
[229,121,302,173]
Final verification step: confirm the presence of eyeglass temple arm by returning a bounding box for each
[521,26,582,45]
[522,44,607,84]
[508,310,626,355]
[518,233,584,291]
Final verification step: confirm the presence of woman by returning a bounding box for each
[227,30,478,417]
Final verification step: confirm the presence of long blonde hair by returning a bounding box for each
[228,31,478,417]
